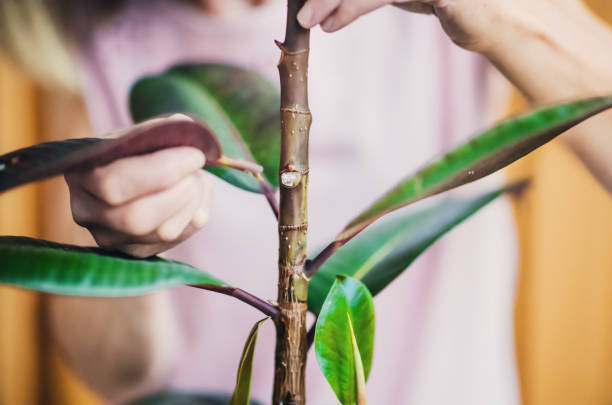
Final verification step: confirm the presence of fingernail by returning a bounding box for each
[158,223,182,242]
[168,113,193,122]
[185,148,206,169]
[192,206,210,228]
[321,16,334,32]
[297,3,313,28]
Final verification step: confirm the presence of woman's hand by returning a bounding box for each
[298,0,612,192]
[65,117,213,258]
[297,0,528,52]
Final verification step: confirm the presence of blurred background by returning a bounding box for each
[1,1,612,404]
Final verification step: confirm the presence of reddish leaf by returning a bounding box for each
[0,117,226,193]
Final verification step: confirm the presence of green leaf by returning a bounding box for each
[0,237,224,296]
[130,391,263,405]
[338,97,612,243]
[315,276,374,405]
[130,64,280,192]
[230,318,268,405]
[0,119,223,194]
[309,186,513,314]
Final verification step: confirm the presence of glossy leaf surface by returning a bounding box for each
[0,118,222,194]
[309,186,510,314]
[338,97,612,243]
[230,318,268,405]
[131,392,262,405]
[130,64,280,192]
[315,276,374,405]
[0,237,224,296]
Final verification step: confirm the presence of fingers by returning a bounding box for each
[71,171,201,236]
[298,0,390,32]
[75,171,214,258]
[64,115,215,258]
[156,171,212,241]
[156,189,202,242]
[192,170,214,229]
[297,0,342,29]
[298,0,436,32]
[67,146,205,206]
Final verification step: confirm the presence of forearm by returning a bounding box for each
[46,292,178,403]
[483,2,612,101]
[483,1,612,190]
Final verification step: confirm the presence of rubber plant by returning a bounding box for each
[1,1,611,404]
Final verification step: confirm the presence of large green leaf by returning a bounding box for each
[0,237,224,296]
[130,64,280,192]
[0,118,224,194]
[230,318,268,405]
[131,391,263,405]
[315,276,374,405]
[308,186,513,314]
[338,97,612,243]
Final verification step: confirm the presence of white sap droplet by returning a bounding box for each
[468,170,475,175]
[281,171,302,188]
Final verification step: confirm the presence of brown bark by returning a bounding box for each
[273,1,311,404]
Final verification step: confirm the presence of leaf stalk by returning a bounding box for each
[189,285,279,317]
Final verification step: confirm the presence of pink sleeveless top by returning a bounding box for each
[77,1,520,403]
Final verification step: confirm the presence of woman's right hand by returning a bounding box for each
[65,117,213,258]
[298,0,559,53]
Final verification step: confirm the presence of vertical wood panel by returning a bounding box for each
[0,56,41,405]
[512,4,612,402]
[0,57,102,405]
[36,88,103,405]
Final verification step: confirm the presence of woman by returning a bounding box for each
[59,2,517,403]
[0,0,608,403]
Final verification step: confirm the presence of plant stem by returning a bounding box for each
[273,1,311,404]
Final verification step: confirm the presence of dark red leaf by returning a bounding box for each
[0,117,222,193]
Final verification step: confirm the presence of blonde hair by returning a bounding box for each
[0,0,123,91]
